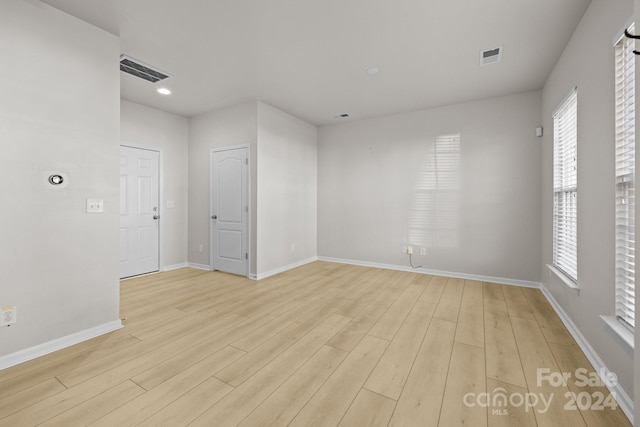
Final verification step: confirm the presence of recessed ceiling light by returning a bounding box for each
[366,67,379,75]
[157,87,171,95]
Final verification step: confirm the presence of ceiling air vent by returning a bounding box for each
[480,47,502,66]
[119,55,170,83]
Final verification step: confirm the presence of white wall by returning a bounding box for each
[188,102,258,274]
[120,100,189,270]
[257,102,318,276]
[188,101,318,277]
[318,91,542,282]
[541,0,634,401]
[0,1,120,356]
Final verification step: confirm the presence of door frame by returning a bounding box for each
[120,143,164,275]
[209,144,251,278]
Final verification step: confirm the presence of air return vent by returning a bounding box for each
[119,55,170,83]
[480,47,502,66]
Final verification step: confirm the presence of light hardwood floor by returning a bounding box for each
[0,262,632,426]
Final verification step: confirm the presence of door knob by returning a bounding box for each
[212,215,218,219]
[153,215,160,220]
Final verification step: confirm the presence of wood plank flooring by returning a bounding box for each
[0,262,631,426]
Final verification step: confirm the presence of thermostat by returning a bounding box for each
[48,174,64,185]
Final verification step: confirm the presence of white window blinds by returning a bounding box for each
[615,26,635,330]
[553,90,578,283]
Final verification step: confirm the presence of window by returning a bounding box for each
[553,90,578,283]
[615,26,635,330]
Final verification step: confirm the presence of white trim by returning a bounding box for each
[539,284,634,423]
[317,256,541,288]
[552,86,578,117]
[187,262,211,271]
[546,264,580,293]
[120,143,164,277]
[208,143,251,153]
[254,257,319,281]
[163,262,188,272]
[613,18,635,46]
[0,320,122,371]
[600,315,634,349]
[120,271,159,281]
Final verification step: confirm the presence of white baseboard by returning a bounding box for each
[317,256,541,288]
[539,284,634,424]
[254,256,319,280]
[187,262,211,271]
[163,262,188,272]
[0,320,123,371]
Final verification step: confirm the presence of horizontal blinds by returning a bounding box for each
[553,90,578,283]
[615,26,635,330]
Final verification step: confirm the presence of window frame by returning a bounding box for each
[614,24,635,332]
[552,88,579,286]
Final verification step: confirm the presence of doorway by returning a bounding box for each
[210,146,249,276]
[119,145,160,278]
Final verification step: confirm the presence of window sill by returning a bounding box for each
[546,264,579,294]
[600,315,634,349]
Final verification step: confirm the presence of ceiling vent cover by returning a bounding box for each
[119,55,170,83]
[480,47,502,66]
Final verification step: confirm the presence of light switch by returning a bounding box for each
[167,200,175,209]
[86,199,104,213]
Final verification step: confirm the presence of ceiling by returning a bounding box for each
[43,0,591,126]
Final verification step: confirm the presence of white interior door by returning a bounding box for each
[120,146,160,278]
[211,147,248,276]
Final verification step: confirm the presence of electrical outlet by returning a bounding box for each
[420,247,426,255]
[198,244,203,253]
[1,306,17,327]
[86,198,104,213]
[402,246,407,254]
[407,246,413,255]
